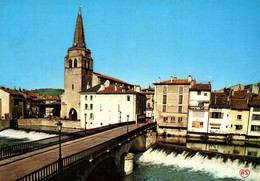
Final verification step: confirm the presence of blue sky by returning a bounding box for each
[0,0,259,91]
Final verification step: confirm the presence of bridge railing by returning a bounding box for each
[16,122,157,181]
[0,135,72,160]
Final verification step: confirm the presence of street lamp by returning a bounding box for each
[57,121,63,173]
[84,113,87,135]
[127,115,129,133]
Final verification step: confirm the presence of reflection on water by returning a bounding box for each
[158,136,260,158]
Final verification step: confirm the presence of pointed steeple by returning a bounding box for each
[70,6,86,50]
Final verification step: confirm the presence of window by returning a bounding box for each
[204,93,207,96]
[252,114,260,120]
[192,121,196,128]
[237,115,242,120]
[170,117,175,123]
[163,95,167,104]
[178,117,182,122]
[200,122,203,128]
[90,113,94,120]
[85,104,88,110]
[179,86,183,94]
[178,106,182,113]
[90,104,93,110]
[197,91,201,95]
[251,125,260,132]
[163,86,167,94]
[88,61,90,69]
[72,84,74,90]
[211,112,222,119]
[253,107,260,112]
[74,59,77,67]
[90,96,93,100]
[148,103,150,108]
[127,95,130,101]
[100,104,102,111]
[235,125,243,130]
[163,117,168,123]
[69,59,72,68]
[85,96,87,100]
[179,95,183,104]
[83,60,86,68]
[162,105,166,112]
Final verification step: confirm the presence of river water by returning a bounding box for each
[124,137,260,181]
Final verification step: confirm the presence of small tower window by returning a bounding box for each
[72,84,74,90]
[69,59,72,68]
[83,60,86,68]
[74,59,77,68]
[127,95,130,101]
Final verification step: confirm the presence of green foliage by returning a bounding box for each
[30,88,64,97]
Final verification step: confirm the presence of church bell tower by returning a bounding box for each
[61,7,93,120]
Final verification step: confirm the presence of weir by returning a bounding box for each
[137,143,260,181]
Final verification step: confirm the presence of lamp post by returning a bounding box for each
[84,113,87,135]
[127,115,129,133]
[57,121,63,173]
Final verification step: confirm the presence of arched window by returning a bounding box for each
[69,59,72,68]
[74,59,77,68]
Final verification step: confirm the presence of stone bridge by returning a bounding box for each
[0,123,157,181]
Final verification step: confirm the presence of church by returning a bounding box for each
[61,8,135,121]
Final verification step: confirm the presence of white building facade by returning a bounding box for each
[187,83,211,133]
[80,84,146,129]
[247,98,260,137]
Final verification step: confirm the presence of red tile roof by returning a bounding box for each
[142,87,155,92]
[97,84,137,94]
[27,92,38,98]
[154,79,191,85]
[210,92,230,108]
[0,88,24,96]
[249,98,260,107]
[230,99,249,110]
[93,72,132,86]
[190,83,211,91]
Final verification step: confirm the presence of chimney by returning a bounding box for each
[100,84,105,91]
[214,95,217,104]
[171,76,173,83]
[188,75,192,82]
[158,77,161,83]
[115,83,117,91]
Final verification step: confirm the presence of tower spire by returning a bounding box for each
[71,6,86,49]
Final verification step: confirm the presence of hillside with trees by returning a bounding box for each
[30,88,64,97]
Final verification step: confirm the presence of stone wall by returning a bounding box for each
[0,120,10,131]
[18,118,81,129]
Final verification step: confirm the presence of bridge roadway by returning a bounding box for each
[0,123,152,181]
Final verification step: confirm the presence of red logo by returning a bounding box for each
[239,169,250,179]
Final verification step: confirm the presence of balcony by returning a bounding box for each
[189,105,209,110]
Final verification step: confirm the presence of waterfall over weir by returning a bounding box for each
[0,129,57,147]
[135,147,260,181]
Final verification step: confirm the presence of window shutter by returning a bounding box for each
[221,113,224,119]
[210,112,212,118]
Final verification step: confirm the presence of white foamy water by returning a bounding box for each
[0,129,57,141]
[137,149,260,181]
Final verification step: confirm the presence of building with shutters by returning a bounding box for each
[154,75,195,136]
[248,96,260,136]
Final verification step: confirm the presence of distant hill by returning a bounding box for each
[30,88,64,97]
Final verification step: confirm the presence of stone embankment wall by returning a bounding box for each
[0,120,10,131]
[18,118,81,129]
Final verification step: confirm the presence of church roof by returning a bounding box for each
[69,7,87,51]
[93,72,132,86]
